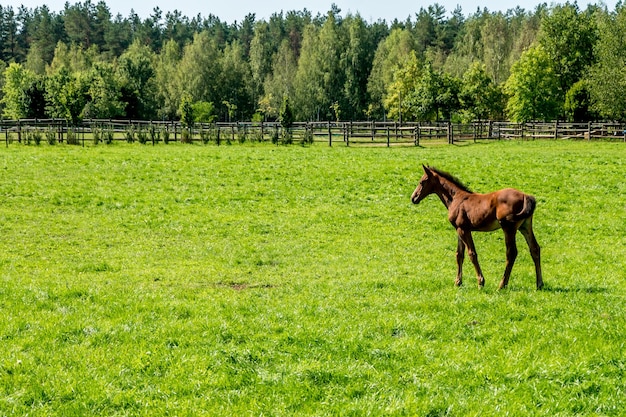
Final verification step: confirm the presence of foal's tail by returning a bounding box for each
[516,194,536,220]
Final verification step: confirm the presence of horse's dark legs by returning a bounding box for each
[520,218,543,290]
[498,228,518,290]
[457,229,485,287]
[455,236,464,286]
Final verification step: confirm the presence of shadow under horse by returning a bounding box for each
[411,165,543,290]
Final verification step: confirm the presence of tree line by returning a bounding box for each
[1,1,625,124]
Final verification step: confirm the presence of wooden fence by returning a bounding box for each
[2,119,625,147]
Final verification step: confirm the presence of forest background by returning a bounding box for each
[1,1,626,125]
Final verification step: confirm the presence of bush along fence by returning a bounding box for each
[2,119,626,147]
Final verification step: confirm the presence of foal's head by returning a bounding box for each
[411,165,437,204]
[411,165,472,205]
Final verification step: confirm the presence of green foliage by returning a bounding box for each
[124,125,135,143]
[385,51,422,121]
[1,62,38,119]
[588,5,626,121]
[149,124,161,144]
[136,127,148,144]
[0,3,624,124]
[403,63,460,121]
[192,101,216,123]
[237,125,247,144]
[92,126,102,145]
[199,126,212,144]
[459,62,505,121]
[0,142,624,416]
[45,127,57,145]
[220,41,253,121]
[564,80,594,122]
[117,40,158,119]
[368,28,416,118]
[504,44,561,122]
[179,94,194,128]
[176,31,222,114]
[162,126,170,144]
[261,40,298,120]
[83,62,125,119]
[180,127,192,143]
[45,66,88,125]
[65,127,79,145]
[278,95,294,129]
[537,3,597,100]
[23,128,43,145]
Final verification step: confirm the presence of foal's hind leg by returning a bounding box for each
[498,227,518,290]
[520,218,543,290]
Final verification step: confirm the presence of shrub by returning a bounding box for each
[271,127,280,145]
[199,126,211,144]
[237,126,247,144]
[302,127,314,145]
[125,126,135,143]
[136,127,148,144]
[180,128,192,144]
[281,128,293,145]
[149,125,160,144]
[251,128,264,143]
[103,127,114,144]
[92,127,101,145]
[46,127,56,145]
[66,128,79,145]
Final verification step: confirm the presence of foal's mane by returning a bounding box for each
[429,166,473,193]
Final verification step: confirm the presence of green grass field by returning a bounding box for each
[1,140,625,416]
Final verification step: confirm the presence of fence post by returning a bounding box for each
[260,120,264,142]
[328,121,332,146]
[447,121,453,144]
[554,121,559,139]
[417,122,421,145]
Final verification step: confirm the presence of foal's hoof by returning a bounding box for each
[454,279,462,287]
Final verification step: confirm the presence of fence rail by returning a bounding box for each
[2,119,625,147]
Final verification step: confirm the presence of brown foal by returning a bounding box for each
[411,165,543,290]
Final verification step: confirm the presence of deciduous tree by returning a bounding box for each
[504,43,560,122]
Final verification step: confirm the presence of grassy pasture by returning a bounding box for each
[0,140,625,416]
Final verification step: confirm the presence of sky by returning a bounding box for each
[4,0,618,23]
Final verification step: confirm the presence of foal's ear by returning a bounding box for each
[422,164,432,175]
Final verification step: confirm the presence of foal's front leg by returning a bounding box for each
[455,236,464,287]
[457,228,485,287]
